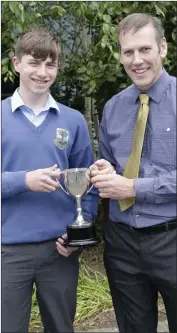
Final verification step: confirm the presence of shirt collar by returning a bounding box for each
[11,89,60,113]
[131,68,171,103]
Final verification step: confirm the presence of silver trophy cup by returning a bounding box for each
[58,168,100,247]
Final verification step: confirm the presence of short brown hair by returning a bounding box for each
[117,13,164,48]
[15,27,61,65]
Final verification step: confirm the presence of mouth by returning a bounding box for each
[132,68,149,75]
[32,79,49,85]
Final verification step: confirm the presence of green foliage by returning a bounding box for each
[30,287,41,331]
[2,1,176,113]
[75,262,112,323]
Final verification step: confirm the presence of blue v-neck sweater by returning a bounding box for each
[2,97,98,244]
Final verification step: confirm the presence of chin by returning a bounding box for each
[32,87,48,94]
[134,78,153,90]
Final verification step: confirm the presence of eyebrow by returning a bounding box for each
[123,46,151,53]
[46,61,57,65]
[28,59,40,62]
[28,58,57,65]
[123,45,151,50]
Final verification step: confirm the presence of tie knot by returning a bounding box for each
[139,94,149,105]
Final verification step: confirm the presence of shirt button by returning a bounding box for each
[136,214,139,218]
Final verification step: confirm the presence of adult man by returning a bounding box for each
[90,13,176,333]
[2,27,98,333]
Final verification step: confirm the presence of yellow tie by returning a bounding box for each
[119,94,149,212]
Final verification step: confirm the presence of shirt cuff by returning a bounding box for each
[135,177,155,201]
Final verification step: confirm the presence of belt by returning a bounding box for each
[119,220,177,234]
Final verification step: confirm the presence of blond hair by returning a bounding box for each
[117,13,164,48]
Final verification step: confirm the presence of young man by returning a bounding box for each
[2,27,98,333]
[90,13,176,333]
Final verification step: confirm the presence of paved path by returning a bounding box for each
[77,318,169,332]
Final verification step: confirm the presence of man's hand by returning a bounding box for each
[56,234,79,257]
[91,172,136,200]
[86,164,98,184]
[92,159,116,175]
[26,164,61,192]
[87,159,115,183]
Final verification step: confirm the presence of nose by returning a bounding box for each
[36,64,47,77]
[132,51,143,66]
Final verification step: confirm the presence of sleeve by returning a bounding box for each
[2,171,29,199]
[135,170,176,204]
[98,108,116,166]
[68,116,99,222]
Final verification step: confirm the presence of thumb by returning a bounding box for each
[48,164,58,170]
[57,233,67,242]
[95,159,107,167]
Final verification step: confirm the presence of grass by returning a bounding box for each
[30,289,41,331]
[75,261,112,323]
[29,259,112,330]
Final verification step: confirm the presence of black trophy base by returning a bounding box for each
[66,223,101,247]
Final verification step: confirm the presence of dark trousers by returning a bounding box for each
[1,240,79,333]
[103,220,177,333]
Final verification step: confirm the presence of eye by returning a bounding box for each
[141,47,151,53]
[47,63,56,68]
[124,50,133,56]
[29,62,38,66]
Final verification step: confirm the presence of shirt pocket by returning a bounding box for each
[149,125,176,170]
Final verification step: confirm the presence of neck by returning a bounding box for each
[18,86,49,115]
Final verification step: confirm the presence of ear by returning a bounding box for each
[160,37,167,59]
[12,56,21,73]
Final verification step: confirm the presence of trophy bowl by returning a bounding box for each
[58,168,101,247]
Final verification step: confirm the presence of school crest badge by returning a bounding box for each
[54,128,69,149]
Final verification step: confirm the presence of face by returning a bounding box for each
[12,54,58,96]
[119,24,167,90]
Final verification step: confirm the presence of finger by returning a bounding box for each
[86,169,91,178]
[46,170,61,178]
[43,183,57,192]
[91,167,111,176]
[94,159,109,168]
[89,165,98,178]
[44,177,60,188]
[89,163,98,170]
[68,247,79,255]
[57,238,65,246]
[40,164,57,175]
[42,175,59,187]
[56,242,69,257]
[95,181,110,189]
[48,164,58,170]
[57,234,67,242]
[57,248,69,257]
[91,174,112,183]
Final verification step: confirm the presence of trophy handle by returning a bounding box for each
[86,183,94,194]
[86,165,97,194]
[56,169,70,195]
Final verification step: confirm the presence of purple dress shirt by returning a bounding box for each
[99,69,176,227]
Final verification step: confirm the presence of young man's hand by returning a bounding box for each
[56,234,79,257]
[26,164,61,192]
